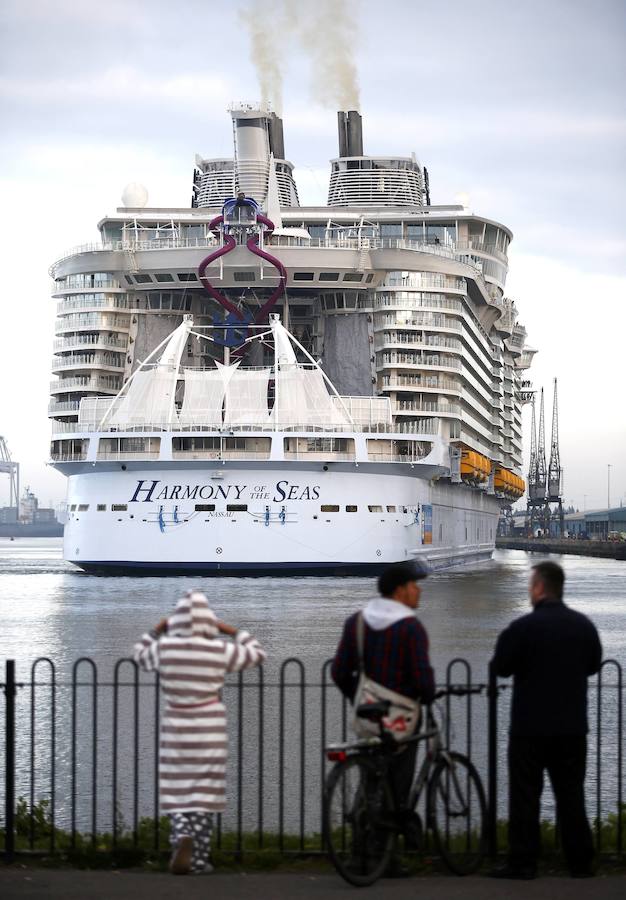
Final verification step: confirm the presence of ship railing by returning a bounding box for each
[48,236,482,275]
[54,421,400,436]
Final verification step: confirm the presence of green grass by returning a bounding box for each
[1,797,624,872]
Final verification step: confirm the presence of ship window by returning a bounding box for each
[381,224,402,238]
[366,274,374,283]
[97,504,107,511]
[439,524,443,541]
[343,273,363,282]
[112,504,127,512]
[293,272,314,281]
[133,274,152,284]
[177,272,197,281]
[319,272,340,282]
[124,275,134,285]
[368,505,383,512]
[195,504,215,512]
[233,271,256,282]
[321,505,340,512]
[227,504,248,512]
[386,505,396,513]
[155,273,174,282]
[70,504,77,511]
[346,505,358,512]
[78,504,89,512]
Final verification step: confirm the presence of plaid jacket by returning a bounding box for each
[331,611,435,704]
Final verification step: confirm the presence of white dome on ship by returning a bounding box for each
[121,182,149,208]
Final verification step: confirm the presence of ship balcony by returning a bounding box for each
[51,283,125,299]
[377,354,462,373]
[374,314,462,333]
[491,367,503,380]
[455,240,508,264]
[48,400,81,415]
[55,314,131,335]
[392,420,441,437]
[50,377,122,395]
[381,378,461,396]
[51,354,125,374]
[375,337,462,354]
[53,334,127,353]
[394,401,460,417]
[489,395,502,410]
[374,294,463,315]
[57,296,131,315]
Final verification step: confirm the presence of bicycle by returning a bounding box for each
[323,687,487,886]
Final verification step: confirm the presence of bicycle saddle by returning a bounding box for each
[356,700,391,721]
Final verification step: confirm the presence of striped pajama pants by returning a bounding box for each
[169,811,213,872]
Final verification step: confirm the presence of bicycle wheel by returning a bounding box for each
[427,751,486,875]
[324,756,396,886]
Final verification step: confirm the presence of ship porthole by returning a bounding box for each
[376,549,382,556]
[216,547,223,554]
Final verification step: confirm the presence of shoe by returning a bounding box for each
[383,859,411,878]
[489,863,536,880]
[571,868,595,878]
[190,863,214,875]
[169,835,193,875]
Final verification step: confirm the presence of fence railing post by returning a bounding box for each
[4,660,16,863]
[487,659,498,859]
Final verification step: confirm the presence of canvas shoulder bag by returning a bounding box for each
[351,612,421,742]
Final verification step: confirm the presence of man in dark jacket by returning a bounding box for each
[491,561,602,880]
[331,561,435,816]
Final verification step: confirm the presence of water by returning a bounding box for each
[0,538,624,837]
[1,538,624,676]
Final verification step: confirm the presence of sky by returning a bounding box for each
[0,0,624,511]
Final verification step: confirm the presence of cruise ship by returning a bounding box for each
[48,104,534,574]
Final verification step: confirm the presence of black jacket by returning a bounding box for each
[492,600,602,737]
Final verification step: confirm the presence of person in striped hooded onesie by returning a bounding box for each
[134,590,266,875]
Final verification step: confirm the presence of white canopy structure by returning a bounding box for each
[90,314,356,431]
[179,362,236,427]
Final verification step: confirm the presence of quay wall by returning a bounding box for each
[496,536,626,561]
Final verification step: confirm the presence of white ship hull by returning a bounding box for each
[62,462,499,575]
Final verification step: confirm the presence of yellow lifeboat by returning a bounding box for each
[460,447,491,484]
[494,467,525,499]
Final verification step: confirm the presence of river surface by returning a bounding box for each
[0,539,624,837]
[1,538,624,674]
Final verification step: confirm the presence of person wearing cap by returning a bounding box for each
[133,590,266,875]
[331,560,435,861]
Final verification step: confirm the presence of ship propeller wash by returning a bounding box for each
[48,104,534,574]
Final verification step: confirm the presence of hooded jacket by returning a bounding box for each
[331,596,435,704]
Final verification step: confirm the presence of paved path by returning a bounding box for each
[1,869,624,900]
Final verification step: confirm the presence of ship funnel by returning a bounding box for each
[268,113,285,160]
[337,110,363,157]
[347,110,363,156]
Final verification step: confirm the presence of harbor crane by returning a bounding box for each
[525,380,564,536]
[0,436,19,516]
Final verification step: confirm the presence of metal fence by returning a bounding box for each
[0,656,623,864]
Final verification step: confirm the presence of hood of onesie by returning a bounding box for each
[167,590,219,638]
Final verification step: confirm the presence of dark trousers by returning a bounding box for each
[388,739,418,812]
[508,735,594,872]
